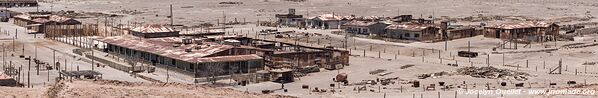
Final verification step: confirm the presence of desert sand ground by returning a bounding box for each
[2,0,598,98]
[0,79,292,98]
[7,0,598,25]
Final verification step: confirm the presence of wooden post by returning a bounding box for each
[502,54,505,66]
[422,49,425,62]
[455,91,458,98]
[487,54,490,67]
[543,60,546,69]
[397,49,400,55]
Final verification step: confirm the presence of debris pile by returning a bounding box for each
[400,65,415,69]
[437,15,541,22]
[282,0,306,2]
[111,10,144,15]
[417,71,450,79]
[583,61,597,65]
[219,1,243,4]
[369,69,386,75]
[457,66,530,81]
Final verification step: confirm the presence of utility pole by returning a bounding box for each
[167,65,170,83]
[502,54,505,66]
[21,44,24,56]
[35,46,38,75]
[223,11,226,34]
[64,59,67,71]
[28,56,31,71]
[169,4,174,26]
[2,43,4,69]
[27,66,30,88]
[92,48,94,70]
[53,50,56,69]
[487,54,490,67]
[468,41,471,62]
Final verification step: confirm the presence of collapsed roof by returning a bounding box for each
[95,36,262,63]
[485,21,556,29]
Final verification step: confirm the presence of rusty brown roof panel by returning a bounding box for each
[386,23,437,31]
[343,20,377,27]
[96,36,235,63]
[194,54,262,63]
[486,21,553,29]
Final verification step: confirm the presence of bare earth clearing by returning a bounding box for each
[1,79,293,98]
[4,0,598,98]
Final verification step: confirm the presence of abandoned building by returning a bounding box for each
[391,15,413,23]
[0,0,37,7]
[96,24,350,78]
[385,23,440,41]
[0,72,16,86]
[305,14,352,29]
[483,21,560,42]
[342,20,389,36]
[275,9,304,27]
[249,39,350,70]
[13,13,81,33]
[446,26,481,39]
[130,24,180,38]
[96,35,266,77]
[438,21,483,40]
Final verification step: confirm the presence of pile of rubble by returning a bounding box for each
[457,66,530,81]
[417,71,450,79]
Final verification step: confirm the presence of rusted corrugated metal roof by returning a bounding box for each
[96,36,242,63]
[49,15,74,23]
[386,23,437,31]
[14,14,77,24]
[486,21,554,29]
[309,14,353,21]
[131,24,177,33]
[179,29,224,35]
[14,14,29,19]
[343,20,377,27]
[31,18,50,23]
[194,54,262,63]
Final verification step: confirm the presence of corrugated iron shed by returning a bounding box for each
[96,36,241,63]
[486,21,554,29]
